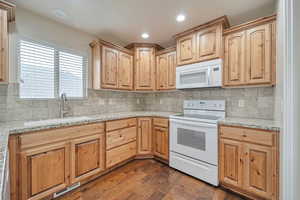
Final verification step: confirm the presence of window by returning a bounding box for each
[19,39,87,99]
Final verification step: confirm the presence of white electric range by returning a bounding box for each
[169,100,225,186]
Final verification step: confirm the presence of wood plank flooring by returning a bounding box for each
[60,160,245,200]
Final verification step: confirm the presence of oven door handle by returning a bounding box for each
[170,119,217,128]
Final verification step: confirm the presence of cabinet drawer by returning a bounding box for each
[153,118,168,128]
[19,123,105,150]
[106,126,137,150]
[106,141,136,168]
[106,118,137,132]
[219,126,275,146]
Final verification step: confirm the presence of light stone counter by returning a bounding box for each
[0,112,280,200]
[218,117,280,132]
[0,111,178,200]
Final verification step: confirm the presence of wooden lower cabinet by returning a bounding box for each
[106,141,137,168]
[219,125,278,200]
[70,134,105,184]
[220,139,243,188]
[137,118,152,155]
[152,118,169,161]
[20,142,70,200]
[153,126,169,160]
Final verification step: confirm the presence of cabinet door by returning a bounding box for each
[135,47,155,90]
[101,46,118,89]
[220,139,243,188]
[243,143,274,199]
[118,52,133,90]
[153,126,169,160]
[137,118,152,155]
[156,54,168,90]
[246,24,272,84]
[20,142,70,200]
[0,9,8,82]
[70,134,105,183]
[195,24,222,62]
[167,52,176,89]
[177,34,196,66]
[224,31,246,86]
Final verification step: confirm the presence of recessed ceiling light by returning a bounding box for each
[53,9,67,19]
[141,33,149,39]
[176,14,186,22]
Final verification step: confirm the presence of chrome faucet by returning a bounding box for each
[60,93,69,118]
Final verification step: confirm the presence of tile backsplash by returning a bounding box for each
[0,83,275,122]
[143,87,275,120]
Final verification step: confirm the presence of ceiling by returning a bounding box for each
[11,0,276,47]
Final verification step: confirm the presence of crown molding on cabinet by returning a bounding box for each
[223,14,276,35]
[90,39,134,55]
[156,46,176,56]
[0,0,15,22]
[173,15,230,39]
[125,43,164,51]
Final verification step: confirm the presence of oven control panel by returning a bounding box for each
[184,100,225,111]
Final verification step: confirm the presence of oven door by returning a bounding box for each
[170,118,218,165]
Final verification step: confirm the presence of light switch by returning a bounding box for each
[136,99,140,104]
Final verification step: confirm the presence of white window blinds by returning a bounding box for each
[19,39,87,99]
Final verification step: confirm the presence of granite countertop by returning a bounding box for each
[0,112,280,199]
[218,117,280,132]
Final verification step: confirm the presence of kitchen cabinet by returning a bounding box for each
[152,118,169,161]
[118,52,133,90]
[176,34,196,66]
[106,118,137,168]
[223,15,276,87]
[10,123,105,200]
[70,134,105,184]
[20,142,70,200]
[90,40,134,90]
[125,43,163,91]
[195,24,222,62]
[219,125,278,200]
[156,47,176,90]
[137,118,152,155]
[101,46,119,89]
[224,31,246,86]
[175,16,229,66]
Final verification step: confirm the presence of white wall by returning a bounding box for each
[8,7,97,88]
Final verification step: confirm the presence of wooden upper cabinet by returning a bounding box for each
[101,46,119,89]
[243,143,274,199]
[20,142,70,200]
[246,24,272,85]
[224,31,246,86]
[70,134,105,184]
[156,54,168,90]
[90,40,134,90]
[195,24,222,62]
[134,47,156,90]
[223,15,276,87]
[176,34,196,66]
[167,52,176,89]
[0,9,8,82]
[118,52,133,90]
[137,118,152,155]
[220,139,243,188]
[156,48,176,90]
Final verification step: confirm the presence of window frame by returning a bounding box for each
[17,37,88,100]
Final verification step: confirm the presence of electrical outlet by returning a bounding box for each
[160,99,163,104]
[136,99,140,104]
[99,99,105,105]
[238,100,245,108]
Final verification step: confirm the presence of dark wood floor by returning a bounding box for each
[61,160,245,200]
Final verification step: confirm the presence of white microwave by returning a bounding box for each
[176,59,222,89]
